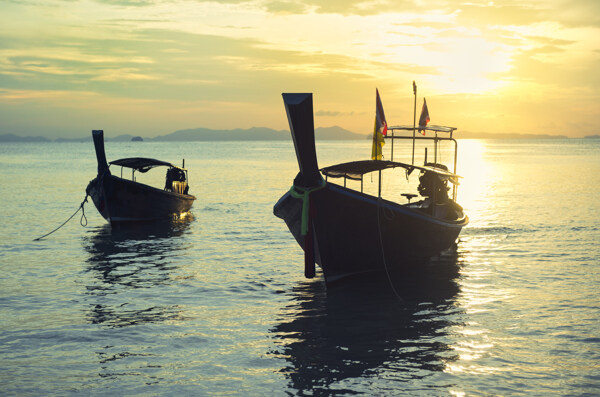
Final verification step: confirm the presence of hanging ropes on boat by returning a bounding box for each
[288,178,327,236]
[33,194,89,241]
[376,196,404,302]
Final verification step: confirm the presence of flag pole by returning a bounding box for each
[390,89,394,161]
[412,81,417,165]
[391,127,394,161]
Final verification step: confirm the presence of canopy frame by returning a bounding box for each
[109,157,188,183]
[384,125,459,200]
[320,159,460,198]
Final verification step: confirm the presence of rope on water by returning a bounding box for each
[33,194,89,241]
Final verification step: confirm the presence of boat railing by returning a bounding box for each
[108,163,190,195]
[109,164,135,181]
[385,126,459,201]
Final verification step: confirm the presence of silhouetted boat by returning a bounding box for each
[274,93,468,284]
[86,130,195,224]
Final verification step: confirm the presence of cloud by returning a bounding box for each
[1,0,599,137]
[262,0,420,16]
[92,0,157,6]
[547,0,600,28]
[456,3,546,27]
[262,0,310,14]
[455,0,600,29]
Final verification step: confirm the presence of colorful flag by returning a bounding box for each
[371,88,387,160]
[376,88,387,137]
[371,117,385,160]
[418,98,430,135]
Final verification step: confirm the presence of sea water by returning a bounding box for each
[0,139,599,396]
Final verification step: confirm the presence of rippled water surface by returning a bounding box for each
[1,139,599,396]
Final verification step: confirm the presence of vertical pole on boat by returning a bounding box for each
[434,133,438,165]
[378,169,382,197]
[304,200,316,278]
[453,139,458,201]
[391,129,394,161]
[412,81,417,165]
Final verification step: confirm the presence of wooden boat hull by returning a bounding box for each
[274,182,467,283]
[86,174,195,224]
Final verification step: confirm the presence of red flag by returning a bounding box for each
[375,88,387,136]
[418,98,430,135]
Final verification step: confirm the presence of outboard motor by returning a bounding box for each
[418,163,449,203]
[165,167,189,194]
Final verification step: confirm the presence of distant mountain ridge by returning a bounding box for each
[0,133,139,143]
[1,127,586,143]
[0,126,367,143]
[152,126,367,141]
[0,133,51,142]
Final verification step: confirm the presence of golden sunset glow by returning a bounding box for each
[455,140,495,221]
[1,1,599,138]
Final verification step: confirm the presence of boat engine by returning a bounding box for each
[418,163,450,203]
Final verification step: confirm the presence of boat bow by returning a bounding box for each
[92,130,110,176]
[282,93,323,189]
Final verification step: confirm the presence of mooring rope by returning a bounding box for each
[33,194,89,241]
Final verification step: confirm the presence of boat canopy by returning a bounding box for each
[321,160,461,184]
[109,157,184,173]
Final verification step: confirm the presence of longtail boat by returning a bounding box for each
[86,130,195,224]
[274,92,468,284]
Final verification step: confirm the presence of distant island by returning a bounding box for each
[153,126,369,141]
[0,126,590,143]
[0,126,367,143]
[458,131,570,139]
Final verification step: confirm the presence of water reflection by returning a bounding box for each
[82,215,193,328]
[271,252,465,395]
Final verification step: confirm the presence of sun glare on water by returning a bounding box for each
[455,139,496,225]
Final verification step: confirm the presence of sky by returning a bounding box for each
[0,0,599,138]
